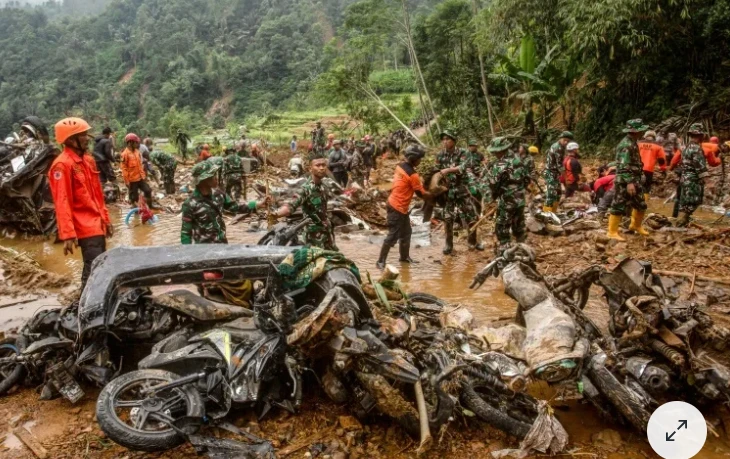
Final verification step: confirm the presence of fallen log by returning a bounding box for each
[653,270,730,286]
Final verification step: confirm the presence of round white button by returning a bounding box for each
[647,401,707,459]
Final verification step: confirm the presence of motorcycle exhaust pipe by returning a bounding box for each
[414,380,433,453]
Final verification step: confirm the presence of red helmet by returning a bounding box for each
[202,144,210,150]
[710,136,720,144]
[125,133,140,144]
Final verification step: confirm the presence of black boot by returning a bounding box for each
[467,231,485,251]
[376,245,390,270]
[443,222,454,255]
[399,241,418,263]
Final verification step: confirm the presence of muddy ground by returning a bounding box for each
[1,150,730,458]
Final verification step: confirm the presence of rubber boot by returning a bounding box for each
[551,203,560,213]
[467,231,485,251]
[443,222,454,255]
[676,212,690,227]
[643,193,650,202]
[606,214,626,241]
[399,242,418,263]
[628,210,650,236]
[376,245,390,270]
[542,204,553,213]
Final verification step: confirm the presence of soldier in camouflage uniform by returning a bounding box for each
[311,121,326,154]
[222,147,245,200]
[436,130,482,254]
[150,150,178,195]
[274,153,338,251]
[542,131,573,212]
[348,142,367,186]
[465,139,485,200]
[485,138,529,252]
[676,123,710,226]
[180,161,268,244]
[607,119,651,241]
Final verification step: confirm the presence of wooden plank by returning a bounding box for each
[13,427,48,459]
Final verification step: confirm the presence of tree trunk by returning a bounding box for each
[471,0,495,136]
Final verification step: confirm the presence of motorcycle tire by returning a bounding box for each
[96,369,205,452]
[406,292,448,307]
[0,335,28,396]
[586,360,651,433]
[461,384,533,439]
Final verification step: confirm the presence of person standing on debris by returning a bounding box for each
[150,149,177,195]
[120,133,154,207]
[701,136,723,168]
[663,133,682,165]
[328,139,349,188]
[141,138,160,187]
[543,131,573,213]
[607,119,651,241]
[348,141,367,187]
[274,154,338,251]
[485,137,529,252]
[673,123,710,226]
[289,152,304,177]
[93,127,116,184]
[376,145,432,269]
[638,130,667,200]
[181,161,268,244]
[311,121,326,153]
[290,135,297,153]
[49,117,113,289]
[524,146,539,183]
[222,147,245,200]
[562,142,584,198]
[174,130,191,163]
[363,135,377,181]
[437,130,482,254]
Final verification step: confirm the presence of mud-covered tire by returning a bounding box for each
[407,292,448,307]
[96,369,204,452]
[461,384,533,439]
[0,335,28,396]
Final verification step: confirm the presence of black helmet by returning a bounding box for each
[404,144,426,159]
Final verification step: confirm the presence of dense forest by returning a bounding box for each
[0,0,729,147]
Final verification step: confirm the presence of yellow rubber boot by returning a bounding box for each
[629,210,650,236]
[643,193,650,202]
[607,214,626,241]
[543,204,553,213]
[552,203,560,213]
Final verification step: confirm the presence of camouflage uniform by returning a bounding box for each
[610,135,647,216]
[180,189,257,244]
[311,124,326,153]
[543,141,566,207]
[464,141,485,199]
[222,151,245,200]
[349,145,366,185]
[150,150,177,194]
[679,139,709,215]
[288,177,338,251]
[485,139,529,245]
[436,146,477,225]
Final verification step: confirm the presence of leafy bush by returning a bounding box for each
[369,70,417,94]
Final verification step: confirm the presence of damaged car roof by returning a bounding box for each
[79,244,297,330]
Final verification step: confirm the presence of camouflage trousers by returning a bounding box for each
[679,177,704,214]
[543,170,562,207]
[609,181,647,216]
[160,165,176,195]
[225,173,243,200]
[495,197,526,245]
[443,189,478,226]
[304,223,338,252]
[350,170,365,186]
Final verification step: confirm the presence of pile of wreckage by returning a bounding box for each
[1,233,729,457]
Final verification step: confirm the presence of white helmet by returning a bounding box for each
[567,142,579,151]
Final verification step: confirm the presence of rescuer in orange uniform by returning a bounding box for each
[637,130,667,200]
[120,133,153,205]
[48,117,113,289]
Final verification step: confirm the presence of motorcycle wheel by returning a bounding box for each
[0,335,28,396]
[96,369,204,452]
[461,384,534,439]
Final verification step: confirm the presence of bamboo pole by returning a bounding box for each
[471,0,495,136]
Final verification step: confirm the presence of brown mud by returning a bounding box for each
[1,152,730,457]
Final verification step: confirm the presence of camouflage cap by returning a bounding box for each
[487,137,511,154]
[467,139,479,147]
[559,131,574,140]
[622,119,649,133]
[440,130,457,141]
[687,123,705,135]
[192,160,221,186]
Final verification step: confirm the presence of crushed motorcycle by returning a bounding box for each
[0,245,295,404]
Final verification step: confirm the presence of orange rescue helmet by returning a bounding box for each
[202,144,210,150]
[327,134,335,140]
[710,136,720,144]
[55,117,91,144]
[125,133,141,144]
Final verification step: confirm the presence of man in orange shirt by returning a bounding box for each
[197,144,212,163]
[376,145,432,269]
[701,137,722,167]
[49,117,113,289]
[637,130,666,200]
[120,133,153,206]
